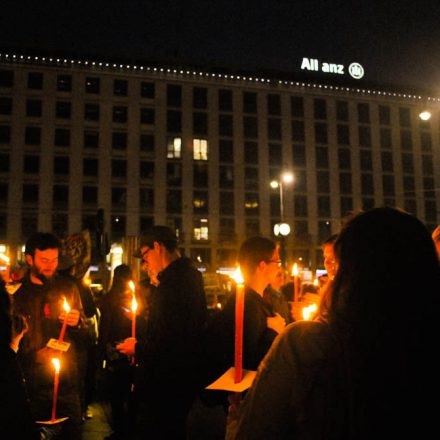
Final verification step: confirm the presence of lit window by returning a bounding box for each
[193,139,208,160]
[167,137,182,159]
[193,219,209,240]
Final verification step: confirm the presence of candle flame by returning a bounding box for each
[0,253,10,264]
[313,278,319,287]
[302,303,318,320]
[128,280,135,293]
[292,263,299,277]
[83,277,92,286]
[131,295,138,313]
[52,358,60,373]
[231,267,244,285]
[216,302,222,309]
[63,299,71,313]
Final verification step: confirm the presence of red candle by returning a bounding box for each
[129,281,137,339]
[232,268,245,383]
[51,358,60,422]
[58,299,70,343]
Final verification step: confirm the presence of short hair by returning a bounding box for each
[433,225,440,243]
[238,236,276,279]
[25,232,60,257]
[139,225,178,253]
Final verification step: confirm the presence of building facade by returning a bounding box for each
[0,54,439,271]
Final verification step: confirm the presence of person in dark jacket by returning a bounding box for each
[12,232,87,439]
[229,208,440,439]
[99,264,147,439]
[0,279,39,439]
[117,225,207,439]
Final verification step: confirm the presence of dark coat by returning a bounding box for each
[135,257,207,395]
[203,286,278,386]
[0,346,38,439]
[12,273,87,423]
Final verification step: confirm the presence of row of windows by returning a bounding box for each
[0,70,155,98]
[3,69,434,126]
[0,120,434,152]
[0,98,156,124]
[1,176,436,216]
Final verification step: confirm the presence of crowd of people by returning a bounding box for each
[0,208,439,439]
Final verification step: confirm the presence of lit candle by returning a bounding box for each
[302,303,317,320]
[292,263,299,302]
[0,253,10,282]
[231,267,245,383]
[58,299,70,343]
[51,358,60,422]
[128,281,137,339]
[82,277,92,287]
[313,278,319,288]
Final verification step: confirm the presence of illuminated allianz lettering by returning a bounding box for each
[301,58,319,71]
[300,57,364,80]
[321,62,344,74]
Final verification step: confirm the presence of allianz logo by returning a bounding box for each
[301,58,364,79]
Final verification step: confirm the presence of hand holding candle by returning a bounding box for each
[231,267,245,383]
[51,358,60,422]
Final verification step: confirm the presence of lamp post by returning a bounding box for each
[271,172,294,270]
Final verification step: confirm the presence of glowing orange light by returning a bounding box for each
[291,263,299,277]
[302,304,317,320]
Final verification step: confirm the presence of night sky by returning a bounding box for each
[2,0,440,92]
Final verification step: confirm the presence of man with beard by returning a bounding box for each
[12,232,86,439]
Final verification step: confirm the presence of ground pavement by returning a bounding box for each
[81,396,227,440]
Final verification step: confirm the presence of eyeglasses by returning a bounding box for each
[265,259,282,266]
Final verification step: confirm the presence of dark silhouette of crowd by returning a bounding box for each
[1,211,439,439]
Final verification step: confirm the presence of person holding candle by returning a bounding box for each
[12,232,87,439]
[98,264,147,439]
[200,236,286,436]
[228,208,440,439]
[117,225,207,439]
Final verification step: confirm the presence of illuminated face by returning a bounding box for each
[140,244,163,279]
[263,248,282,286]
[27,248,59,281]
[271,269,285,291]
[322,244,337,279]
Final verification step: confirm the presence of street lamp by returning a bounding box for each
[271,172,294,269]
[419,111,431,121]
[270,172,294,223]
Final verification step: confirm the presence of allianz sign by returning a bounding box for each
[300,58,364,79]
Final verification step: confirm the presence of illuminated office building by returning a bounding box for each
[0,54,439,270]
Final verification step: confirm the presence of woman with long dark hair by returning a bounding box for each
[229,208,440,439]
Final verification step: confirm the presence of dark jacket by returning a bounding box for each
[0,346,38,439]
[230,321,348,439]
[203,286,278,386]
[135,257,207,394]
[12,273,87,422]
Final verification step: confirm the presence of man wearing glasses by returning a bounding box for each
[204,236,286,389]
[117,225,207,439]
